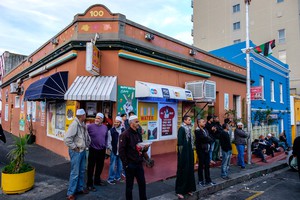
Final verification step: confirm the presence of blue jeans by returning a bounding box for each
[107,152,123,182]
[221,150,232,177]
[209,141,215,161]
[67,149,86,196]
[236,144,245,167]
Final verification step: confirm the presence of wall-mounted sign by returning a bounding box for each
[251,86,262,100]
[159,105,175,136]
[86,42,101,75]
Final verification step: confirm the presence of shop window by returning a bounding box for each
[47,101,66,140]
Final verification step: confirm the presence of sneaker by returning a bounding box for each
[207,181,216,186]
[198,181,205,187]
[107,180,116,185]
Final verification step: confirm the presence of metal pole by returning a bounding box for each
[245,1,252,164]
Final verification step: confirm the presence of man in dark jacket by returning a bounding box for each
[205,115,216,164]
[195,118,215,187]
[119,115,148,200]
[219,123,232,179]
[234,122,248,169]
[212,116,222,161]
[292,136,300,179]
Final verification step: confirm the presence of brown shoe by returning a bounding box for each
[66,195,76,200]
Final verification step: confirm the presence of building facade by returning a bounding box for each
[192,0,300,95]
[1,4,247,158]
[211,41,291,144]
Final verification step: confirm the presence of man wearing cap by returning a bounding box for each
[64,108,91,200]
[86,112,108,191]
[234,122,248,169]
[119,115,149,200]
[107,116,125,184]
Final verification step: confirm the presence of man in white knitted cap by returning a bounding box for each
[64,108,91,200]
[234,122,248,169]
[106,116,125,184]
[86,112,108,191]
[119,115,149,200]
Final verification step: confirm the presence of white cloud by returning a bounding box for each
[0,0,193,55]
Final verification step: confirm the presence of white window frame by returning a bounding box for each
[233,4,240,13]
[278,29,285,43]
[271,80,275,102]
[15,96,20,108]
[280,83,284,103]
[233,22,240,31]
[260,76,265,100]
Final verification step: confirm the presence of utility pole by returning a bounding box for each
[245,0,252,164]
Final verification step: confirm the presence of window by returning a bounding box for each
[280,83,284,103]
[278,50,286,63]
[278,29,285,43]
[271,80,275,102]
[15,96,20,108]
[260,76,265,100]
[233,39,241,44]
[233,22,240,30]
[233,95,241,118]
[277,0,284,3]
[233,4,240,13]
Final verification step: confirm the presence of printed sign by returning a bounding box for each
[159,105,175,136]
[162,88,170,98]
[117,85,137,116]
[251,86,262,100]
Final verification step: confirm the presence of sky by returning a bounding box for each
[0,0,193,56]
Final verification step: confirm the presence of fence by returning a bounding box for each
[251,125,278,140]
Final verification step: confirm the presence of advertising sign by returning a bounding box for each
[65,101,77,131]
[159,105,175,136]
[117,85,137,116]
[251,86,262,100]
[86,42,101,75]
[138,102,158,141]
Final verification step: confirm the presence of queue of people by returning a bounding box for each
[63,109,288,200]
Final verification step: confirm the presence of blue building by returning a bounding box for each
[210,41,291,144]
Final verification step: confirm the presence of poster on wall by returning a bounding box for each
[117,85,137,116]
[5,104,8,121]
[65,101,77,131]
[26,101,32,121]
[19,111,25,131]
[138,102,158,141]
[40,101,46,127]
[32,102,36,122]
[159,103,177,137]
[224,93,229,110]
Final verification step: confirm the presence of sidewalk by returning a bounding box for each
[0,132,288,200]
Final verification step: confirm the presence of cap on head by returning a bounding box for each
[267,133,272,137]
[129,115,138,121]
[76,109,86,116]
[115,116,123,122]
[237,122,243,126]
[96,112,104,118]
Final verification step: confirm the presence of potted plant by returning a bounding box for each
[1,134,35,194]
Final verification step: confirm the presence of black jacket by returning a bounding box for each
[195,127,213,153]
[219,130,232,152]
[119,127,144,167]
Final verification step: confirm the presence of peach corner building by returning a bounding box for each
[1,4,246,159]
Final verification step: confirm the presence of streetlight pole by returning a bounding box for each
[245,0,252,164]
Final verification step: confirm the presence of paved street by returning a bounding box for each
[197,168,300,200]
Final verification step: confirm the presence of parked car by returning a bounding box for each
[286,150,298,171]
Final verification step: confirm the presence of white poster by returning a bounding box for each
[224,93,229,110]
[32,101,36,122]
[5,104,8,121]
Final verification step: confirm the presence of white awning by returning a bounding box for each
[135,81,193,101]
[64,76,117,101]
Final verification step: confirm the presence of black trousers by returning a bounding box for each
[87,147,106,186]
[253,149,265,161]
[125,163,147,200]
[197,150,211,183]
